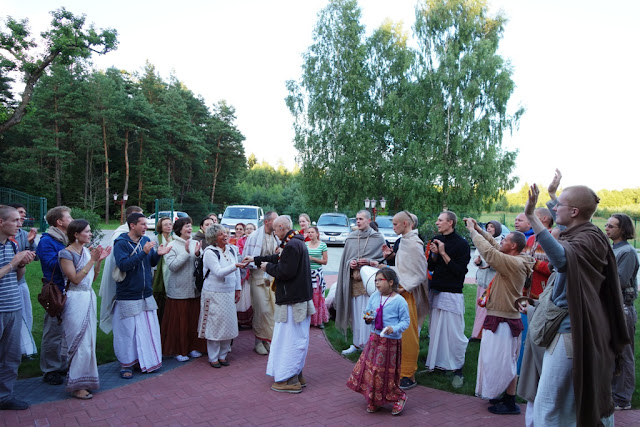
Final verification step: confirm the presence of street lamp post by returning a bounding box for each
[113,193,129,225]
[364,197,385,222]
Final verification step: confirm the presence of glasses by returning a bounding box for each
[604,224,618,229]
[555,201,576,209]
[374,278,387,283]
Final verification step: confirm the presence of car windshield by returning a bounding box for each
[376,218,393,228]
[318,215,347,227]
[224,207,257,219]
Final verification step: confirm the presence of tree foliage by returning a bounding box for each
[288,0,522,215]
[0,8,118,133]
[0,59,246,222]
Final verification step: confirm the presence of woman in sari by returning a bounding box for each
[153,217,172,324]
[59,219,111,400]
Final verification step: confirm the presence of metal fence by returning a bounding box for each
[0,187,48,232]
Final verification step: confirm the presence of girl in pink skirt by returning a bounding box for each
[305,226,329,328]
[347,268,410,415]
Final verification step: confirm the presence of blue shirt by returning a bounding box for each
[365,291,410,339]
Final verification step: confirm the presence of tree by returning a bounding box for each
[286,0,375,213]
[0,8,117,134]
[411,0,522,212]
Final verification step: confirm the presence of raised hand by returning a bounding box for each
[194,240,202,256]
[242,256,254,264]
[27,228,37,243]
[156,244,170,256]
[525,184,540,217]
[548,168,562,200]
[463,217,477,232]
[185,239,190,254]
[429,240,439,254]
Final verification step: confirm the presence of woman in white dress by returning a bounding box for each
[58,219,111,400]
[198,224,242,368]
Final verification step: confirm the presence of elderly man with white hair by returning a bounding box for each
[242,216,315,394]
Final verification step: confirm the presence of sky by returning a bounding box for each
[2,0,639,192]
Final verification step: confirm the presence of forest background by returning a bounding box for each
[1,1,638,233]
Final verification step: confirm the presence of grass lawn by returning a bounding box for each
[324,284,640,408]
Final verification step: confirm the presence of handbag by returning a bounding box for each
[37,264,69,324]
[528,277,568,347]
[112,239,142,282]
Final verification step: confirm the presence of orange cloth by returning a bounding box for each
[400,291,419,379]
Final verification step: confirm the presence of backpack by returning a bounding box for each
[194,245,236,292]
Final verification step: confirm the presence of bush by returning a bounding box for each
[70,207,104,245]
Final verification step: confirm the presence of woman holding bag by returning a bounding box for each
[58,219,111,400]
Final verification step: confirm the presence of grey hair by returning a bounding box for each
[357,210,371,220]
[205,223,228,246]
[274,215,293,230]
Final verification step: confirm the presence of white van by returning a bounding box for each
[220,205,264,235]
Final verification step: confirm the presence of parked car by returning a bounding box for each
[375,215,400,244]
[317,213,351,246]
[146,211,189,229]
[220,205,264,236]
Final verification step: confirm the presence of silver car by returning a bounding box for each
[375,215,400,244]
[317,213,351,246]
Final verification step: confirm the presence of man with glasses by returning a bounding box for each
[524,184,628,426]
[605,213,639,411]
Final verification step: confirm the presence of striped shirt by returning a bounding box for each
[0,239,21,312]
[306,242,327,270]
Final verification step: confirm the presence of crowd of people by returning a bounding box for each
[0,168,637,424]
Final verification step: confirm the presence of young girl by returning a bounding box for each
[305,226,329,328]
[346,267,410,415]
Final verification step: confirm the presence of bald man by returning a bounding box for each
[376,211,428,390]
[514,213,534,239]
[524,184,628,426]
[244,216,314,393]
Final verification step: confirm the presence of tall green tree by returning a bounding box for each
[0,8,117,134]
[411,0,522,212]
[287,0,375,213]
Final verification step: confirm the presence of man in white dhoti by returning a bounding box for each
[112,213,169,379]
[335,210,385,355]
[464,217,534,415]
[98,206,143,334]
[243,216,314,393]
[243,211,279,355]
[425,211,470,388]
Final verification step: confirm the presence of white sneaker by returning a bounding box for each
[175,355,189,362]
[188,350,202,358]
[341,345,359,355]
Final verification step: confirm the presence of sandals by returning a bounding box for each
[120,368,133,379]
[366,404,380,413]
[391,395,407,415]
[210,361,222,368]
[72,390,93,400]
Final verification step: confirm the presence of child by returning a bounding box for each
[306,226,329,328]
[346,267,410,415]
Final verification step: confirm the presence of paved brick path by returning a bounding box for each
[4,326,640,426]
